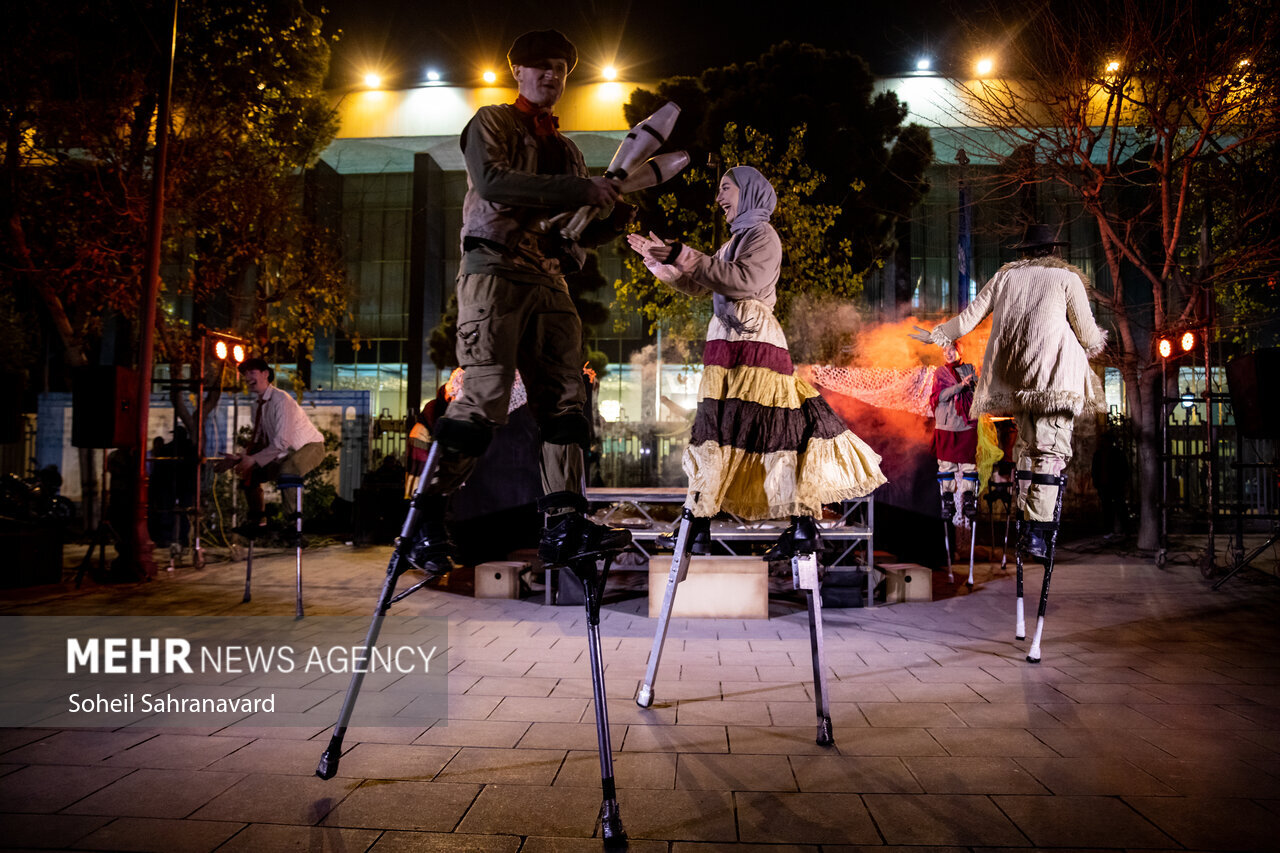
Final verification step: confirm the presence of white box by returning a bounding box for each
[880,562,933,603]
[474,561,525,599]
[648,556,768,619]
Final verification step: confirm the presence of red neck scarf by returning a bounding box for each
[514,95,559,137]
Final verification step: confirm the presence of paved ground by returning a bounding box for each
[2,535,1280,851]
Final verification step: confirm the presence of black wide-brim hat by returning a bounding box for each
[507,29,578,73]
[1010,223,1068,249]
[238,357,275,383]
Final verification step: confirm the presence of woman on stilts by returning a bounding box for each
[627,165,886,562]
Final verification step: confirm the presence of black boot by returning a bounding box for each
[656,516,711,554]
[961,490,977,521]
[537,491,632,565]
[763,516,820,561]
[1019,520,1056,562]
[940,491,955,520]
[405,494,456,576]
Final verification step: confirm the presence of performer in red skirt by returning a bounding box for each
[930,344,979,528]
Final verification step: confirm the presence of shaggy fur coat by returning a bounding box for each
[930,257,1108,417]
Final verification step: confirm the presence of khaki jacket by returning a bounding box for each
[459,104,594,273]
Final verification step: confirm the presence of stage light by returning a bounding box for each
[976,58,994,75]
[482,69,497,84]
[362,72,382,89]
[602,65,618,80]
[1158,337,1173,359]
[1180,330,1196,352]
[1106,60,1120,73]
[426,69,440,82]
[211,333,247,364]
[916,57,932,71]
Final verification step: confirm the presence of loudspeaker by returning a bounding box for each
[1226,350,1280,440]
[72,366,139,448]
[1223,348,1274,438]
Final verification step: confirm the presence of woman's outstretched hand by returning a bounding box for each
[626,231,669,263]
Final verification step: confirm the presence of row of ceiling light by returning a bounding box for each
[359,65,620,90]
[356,55,1250,90]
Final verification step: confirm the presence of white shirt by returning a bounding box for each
[248,385,324,467]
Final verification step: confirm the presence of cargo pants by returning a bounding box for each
[428,272,588,499]
[1013,411,1074,521]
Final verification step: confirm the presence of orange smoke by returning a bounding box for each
[852,316,994,372]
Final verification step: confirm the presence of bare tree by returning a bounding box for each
[942,0,1280,550]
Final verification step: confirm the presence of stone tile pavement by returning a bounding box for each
[2,537,1279,851]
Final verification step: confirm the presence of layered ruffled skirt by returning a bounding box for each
[683,300,887,520]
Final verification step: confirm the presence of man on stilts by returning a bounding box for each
[912,223,1107,659]
[317,30,635,845]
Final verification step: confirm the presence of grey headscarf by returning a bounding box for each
[714,166,777,333]
[725,165,777,235]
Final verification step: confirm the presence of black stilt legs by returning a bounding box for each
[316,443,447,780]
[566,551,627,846]
[1013,471,1068,664]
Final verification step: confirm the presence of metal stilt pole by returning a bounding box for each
[242,538,254,603]
[1025,472,1067,663]
[939,477,954,583]
[636,509,695,708]
[962,473,978,588]
[1013,471,1029,641]
[276,475,305,620]
[571,553,627,847]
[943,521,953,583]
[794,549,833,746]
[317,443,444,779]
[966,521,977,589]
[1000,508,1012,573]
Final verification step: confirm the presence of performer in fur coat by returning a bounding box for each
[912,223,1107,557]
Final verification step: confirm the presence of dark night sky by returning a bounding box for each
[322,0,979,88]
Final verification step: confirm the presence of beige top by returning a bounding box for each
[662,223,783,310]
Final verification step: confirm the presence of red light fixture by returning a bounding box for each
[210,333,247,364]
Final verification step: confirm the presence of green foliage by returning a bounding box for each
[624,42,933,275]
[614,123,863,355]
[0,0,347,382]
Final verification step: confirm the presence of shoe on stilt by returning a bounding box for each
[763,516,820,561]
[537,492,632,565]
[405,494,458,577]
[1019,521,1055,562]
[961,490,977,521]
[939,491,955,521]
[656,516,711,554]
